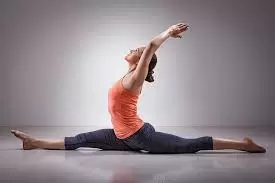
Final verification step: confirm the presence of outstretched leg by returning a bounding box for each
[11,129,134,151]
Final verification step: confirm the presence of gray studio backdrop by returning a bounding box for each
[0,0,274,127]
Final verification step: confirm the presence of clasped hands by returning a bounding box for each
[167,23,189,38]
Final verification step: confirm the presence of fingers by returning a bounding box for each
[175,24,189,33]
[177,23,188,28]
[177,23,186,26]
[175,26,188,34]
[169,23,188,32]
[181,25,189,29]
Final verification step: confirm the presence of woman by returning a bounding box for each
[11,23,266,153]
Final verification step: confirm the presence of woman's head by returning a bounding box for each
[124,46,157,83]
[124,47,145,64]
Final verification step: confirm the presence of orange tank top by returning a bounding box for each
[108,75,144,139]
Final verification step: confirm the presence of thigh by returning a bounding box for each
[66,128,134,151]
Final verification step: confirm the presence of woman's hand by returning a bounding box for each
[167,23,189,38]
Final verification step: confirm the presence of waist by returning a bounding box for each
[111,115,143,126]
[111,117,144,139]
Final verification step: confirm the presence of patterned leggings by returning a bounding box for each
[64,122,213,154]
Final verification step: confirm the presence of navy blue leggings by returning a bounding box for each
[64,122,213,154]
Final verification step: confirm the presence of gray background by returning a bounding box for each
[0,0,274,127]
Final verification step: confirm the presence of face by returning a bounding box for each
[124,47,145,64]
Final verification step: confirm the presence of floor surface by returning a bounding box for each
[0,125,274,183]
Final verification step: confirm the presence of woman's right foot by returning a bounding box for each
[243,137,266,153]
[11,129,37,150]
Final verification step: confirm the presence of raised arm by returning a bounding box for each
[132,23,189,85]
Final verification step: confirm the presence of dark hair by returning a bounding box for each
[145,53,157,83]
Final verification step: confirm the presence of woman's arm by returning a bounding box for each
[132,23,189,84]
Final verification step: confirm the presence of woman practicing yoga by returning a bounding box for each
[11,23,266,153]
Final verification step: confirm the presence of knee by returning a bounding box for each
[185,136,213,152]
[64,137,78,150]
[65,145,78,150]
[64,133,87,150]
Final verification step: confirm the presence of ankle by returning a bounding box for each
[30,138,41,148]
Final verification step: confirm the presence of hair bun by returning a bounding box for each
[145,73,154,82]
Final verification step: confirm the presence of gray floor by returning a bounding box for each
[0,125,274,183]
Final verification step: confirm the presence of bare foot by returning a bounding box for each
[243,137,266,153]
[11,129,37,150]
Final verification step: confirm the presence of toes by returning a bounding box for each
[11,129,17,134]
[249,148,266,153]
[256,145,266,153]
[11,130,25,140]
[11,130,20,137]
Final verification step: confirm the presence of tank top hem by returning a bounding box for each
[115,121,145,139]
